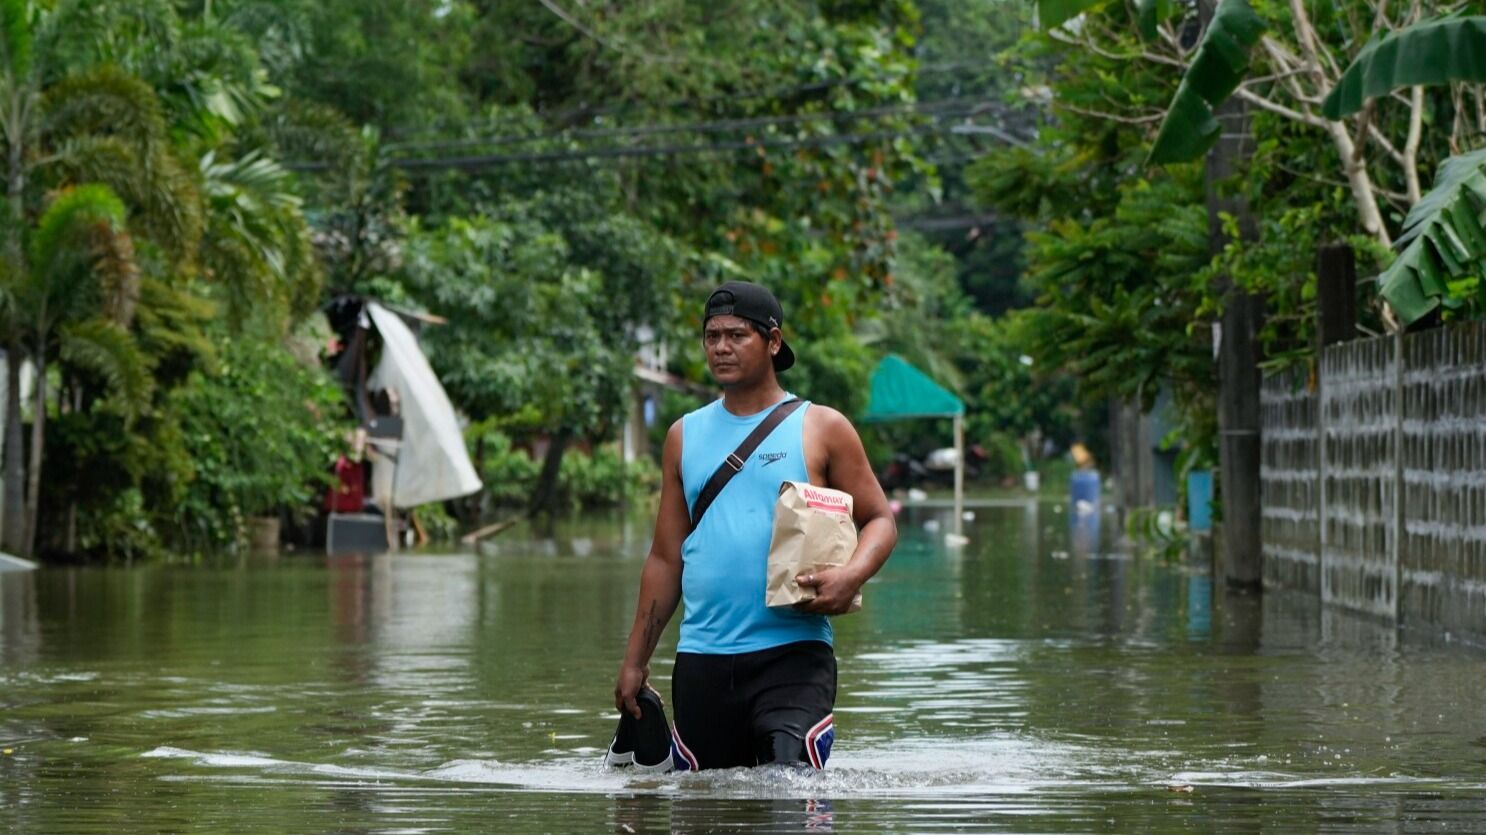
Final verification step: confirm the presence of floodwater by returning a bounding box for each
[2,502,1485,833]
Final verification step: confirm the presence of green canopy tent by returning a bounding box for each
[862,354,968,544]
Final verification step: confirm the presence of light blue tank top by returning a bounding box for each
[678,396,832,654]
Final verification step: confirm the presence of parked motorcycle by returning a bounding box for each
[877,445,987,491]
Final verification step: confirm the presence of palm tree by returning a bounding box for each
[0,1,199,556]
[201,148,321,328]
[14,185,150,553]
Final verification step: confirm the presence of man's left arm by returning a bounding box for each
[795,407,898,615]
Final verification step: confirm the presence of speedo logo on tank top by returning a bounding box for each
[801,486,850,514]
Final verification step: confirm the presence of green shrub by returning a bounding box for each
[414,501,462,542]
[467,421,660,511]
[1125,506,1188,560]
[467,421,540,507]
[558,444,659,508]
[1037,456,1075,496]
[981,431,1026,481]
[167,332,347,550]
[82,487,160,560]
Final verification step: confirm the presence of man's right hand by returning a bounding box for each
[614,663,650,719]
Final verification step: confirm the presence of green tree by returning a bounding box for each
[0,2,209,556]
[396,191,677,517]
[166,326,345,551]
[12,186,151,555]
[385,0,929,386]
[1033,0,1486,324]
[199,149,319,326]
[859,232,1078,472]
[0,0,332,558]
[211,0,474,131]
[966,22,1219,479]
[901,0,1037,316]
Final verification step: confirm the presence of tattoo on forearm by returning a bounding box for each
[640,600,658,650]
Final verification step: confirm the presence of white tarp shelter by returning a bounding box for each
[365,302,482,508]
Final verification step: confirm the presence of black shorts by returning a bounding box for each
[669,640,837,771]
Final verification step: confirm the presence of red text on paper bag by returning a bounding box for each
[765,481,862,613]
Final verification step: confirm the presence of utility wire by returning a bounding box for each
[536,0,687,65]
[896,213,1003,231]
[386,63,998,141]
[289,124,970,173]
[543,61,994,116]
[385,97,1011,154]
[395,125,943,170]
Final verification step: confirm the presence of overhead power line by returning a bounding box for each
[949,123,1031,148]
[291,119,1032,174]
[363,126,945,173]
[536,0,691,66]
[384,97,1006,154]
[539,61,995,116]
[386,63,1002,141]
[897,213,1003,231]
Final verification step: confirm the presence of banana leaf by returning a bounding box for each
[1323,16,1486,120]
[1135,0,1175,42]
[59,318,153,417]
[1037,0,1105,30]
[1147,0,1266,165]
[0,0,32,83]
[1379,147,1486,324]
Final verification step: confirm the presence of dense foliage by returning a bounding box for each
[966,0,1486,501]
[166,329,346,551]
[1,0,1078,559]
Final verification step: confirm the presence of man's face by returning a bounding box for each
[703,314,777,386]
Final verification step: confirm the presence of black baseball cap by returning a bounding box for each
[703,281,795,372]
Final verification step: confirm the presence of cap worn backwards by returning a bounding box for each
[703,281,796,372]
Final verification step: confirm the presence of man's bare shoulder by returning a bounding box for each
[660,418,685,463]
[805,402,853,426]
[804,403,861,444]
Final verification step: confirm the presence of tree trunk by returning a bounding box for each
[1216,292,1264,589]
[1210,165,1265,587]
[1281,0,1392,248]
[65,499,76,555]
[2,345,24,553]
[528,430,572,521]
[462,432,486,525]
[1326,122,1391,247]
[2,87,27,556]
[20,349,44,557]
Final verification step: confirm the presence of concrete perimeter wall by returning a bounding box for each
[1260,323,1486,637]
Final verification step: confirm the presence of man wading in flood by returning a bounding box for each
[613,281,897,770]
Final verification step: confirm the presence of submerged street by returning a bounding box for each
[2,503,1483,833]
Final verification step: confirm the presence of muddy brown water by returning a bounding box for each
[2,503,1484,832]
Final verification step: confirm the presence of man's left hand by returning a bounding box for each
[793,566,861,615]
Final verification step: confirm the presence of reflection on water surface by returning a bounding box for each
[2,504,1484,832]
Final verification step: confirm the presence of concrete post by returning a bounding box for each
[953,413,964,540]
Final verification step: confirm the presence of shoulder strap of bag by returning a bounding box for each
[690,398,804,528]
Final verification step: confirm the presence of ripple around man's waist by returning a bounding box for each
[137,732,1131,799]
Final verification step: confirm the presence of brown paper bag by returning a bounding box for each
[765,481,862,612]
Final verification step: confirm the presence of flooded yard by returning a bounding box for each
[2,502,1484,832]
